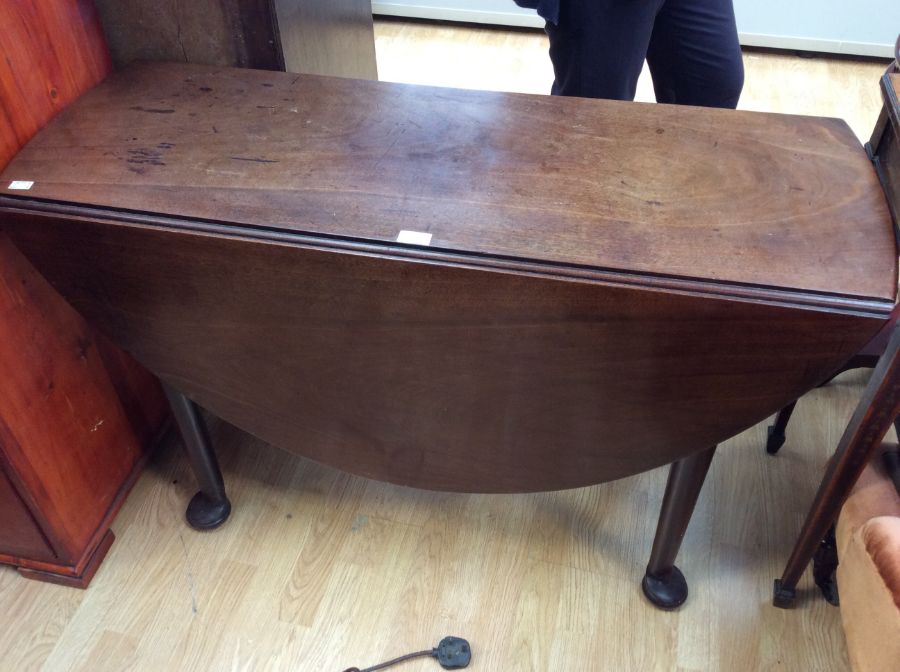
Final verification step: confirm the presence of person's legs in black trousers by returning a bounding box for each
[545,0,743,109]
[646,0,744,108]
[545,0,664,100]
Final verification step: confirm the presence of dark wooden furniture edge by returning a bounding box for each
[883,448,900,495]
[882,72,900,138]
[0,197,892,319]
[866,73,900,240]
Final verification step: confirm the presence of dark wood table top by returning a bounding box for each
[0,62,895,306]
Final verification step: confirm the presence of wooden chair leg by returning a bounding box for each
[163,383,232,530]
[642,446,717,610]
[766,401,797,455]
[812,523,839,605]
[766,355,883,457]
[774,323,900,608]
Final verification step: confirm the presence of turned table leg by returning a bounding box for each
[766,401,797,455]
[642,446,717,610]
[163,384,232,530]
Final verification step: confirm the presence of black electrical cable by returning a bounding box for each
[342,648,436,672]
[342,636,471,672]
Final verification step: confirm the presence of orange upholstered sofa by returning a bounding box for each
[837,443,900,671]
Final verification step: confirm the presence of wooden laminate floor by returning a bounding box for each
[1,19,894,672]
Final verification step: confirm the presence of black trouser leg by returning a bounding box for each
[645,0,744,108]
[545,0,662,100]
[545,0,743,109]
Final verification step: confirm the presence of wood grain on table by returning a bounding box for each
[1,62,894,303]
[0,62,894,494]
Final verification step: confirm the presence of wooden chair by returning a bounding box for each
[774,48,900,607]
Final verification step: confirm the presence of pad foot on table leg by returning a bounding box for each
[642,566,688,610]
[186,491,232,530]
[643,446,716,611]
[766,425,787,455]
[164,383,232,531]
[766,401,797,455]
[773,579,797,608]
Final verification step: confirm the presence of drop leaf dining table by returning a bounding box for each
[0,62,895,608]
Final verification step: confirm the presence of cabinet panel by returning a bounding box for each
[0,0,167,588]
[0,0,110,171]
[0,468,55,562]
[0,235,145,560]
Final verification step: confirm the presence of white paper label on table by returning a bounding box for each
[8,181,34,190]
[396,230,432,246]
